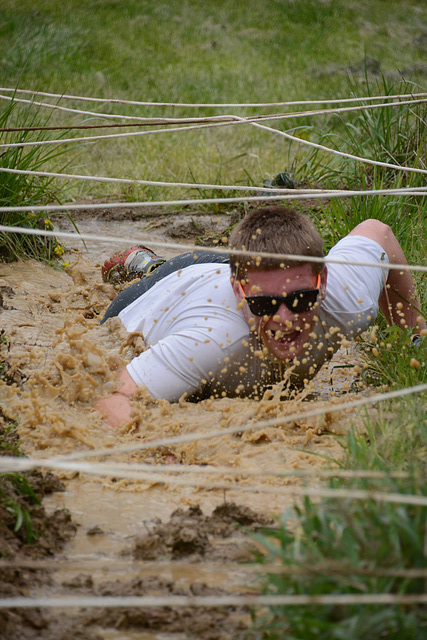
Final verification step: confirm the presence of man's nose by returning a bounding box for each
[271,302,297,324]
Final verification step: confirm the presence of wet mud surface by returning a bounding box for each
[0,209,364,639]
[132,503,274,562]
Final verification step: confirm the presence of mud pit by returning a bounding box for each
[0,209,365,639]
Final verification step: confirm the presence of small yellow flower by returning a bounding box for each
[54,244,64,256]
[44,219,54,230]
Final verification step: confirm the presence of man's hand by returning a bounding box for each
[93,369,139,428]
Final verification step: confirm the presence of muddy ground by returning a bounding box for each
[0,205,364,639]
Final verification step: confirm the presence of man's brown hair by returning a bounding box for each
[228,205,324,278]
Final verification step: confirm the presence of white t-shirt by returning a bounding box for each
[119,236,389,401]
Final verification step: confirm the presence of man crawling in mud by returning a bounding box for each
[94,205,425,427]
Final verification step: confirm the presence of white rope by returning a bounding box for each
[2,166,427,197]
[0,166,332,193]
[1,184,427,215]
[1,224,426,273]
[0,456,413,481]
[2,86,427,107]
[1,92,426,126]
[1,99,425,132]
[1,558,424,579]
[0,92,166,122]
[232,113,427,176]
[0,109,365,146]
[0,593,425,609]
[2,107,427,178]
[0,111,220,145]
[1,458,424,505]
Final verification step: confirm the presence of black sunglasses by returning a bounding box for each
[238,274,321,316]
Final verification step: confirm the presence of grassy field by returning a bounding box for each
[1,0,427,199]
[2,1,427,100]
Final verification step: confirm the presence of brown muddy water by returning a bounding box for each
[0,210,365,639]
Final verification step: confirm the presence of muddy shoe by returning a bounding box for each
[102,245,166,284]
[260,171,298,197]
[271,171,296,188]
[411,334,422,348]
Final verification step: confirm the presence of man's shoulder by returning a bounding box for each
[118,261,240,335]
[151,261,232,301]
[327,234,387,260]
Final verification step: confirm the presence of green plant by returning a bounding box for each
[0,97,77,262]
[359,326,427,390]
[287,77,427,259]
[2,499,36,543]
[250,476,427,639]
[295,77,427,191]
[0,420,21,457]
[343,82,426,189]
[0,473,40,543]
[343,399,427,475]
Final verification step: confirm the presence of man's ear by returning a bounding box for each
[319,266,327,301]
[230,276,242,301]
[231,276,249,316]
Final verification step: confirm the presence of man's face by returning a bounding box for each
[232,263,327,361]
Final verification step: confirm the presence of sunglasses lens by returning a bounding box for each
[247,297,275,316]
[290,290,319,313]
[246,290,319,316]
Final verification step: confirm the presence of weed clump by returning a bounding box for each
[360,326,427,390]
[0,473,41,544]
[0,98,74,263]
[251,479,426,640]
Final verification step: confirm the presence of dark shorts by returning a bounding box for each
[101,250,229,324]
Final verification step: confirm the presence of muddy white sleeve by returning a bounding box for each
[126,329,227,402]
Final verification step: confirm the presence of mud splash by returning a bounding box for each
[0,226,364,639]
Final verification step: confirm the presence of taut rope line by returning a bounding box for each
[1,224,426,272]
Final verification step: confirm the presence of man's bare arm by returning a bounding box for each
[93,369,139,428]
[349,219,426,334]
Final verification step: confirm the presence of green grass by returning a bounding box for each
[343,398,427,475]
[0,420,21,457]
[0,473,40,543]
[2,1,426,100]
[0,98,78,262]
[359,326,427,391]
[251,480,426,639]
